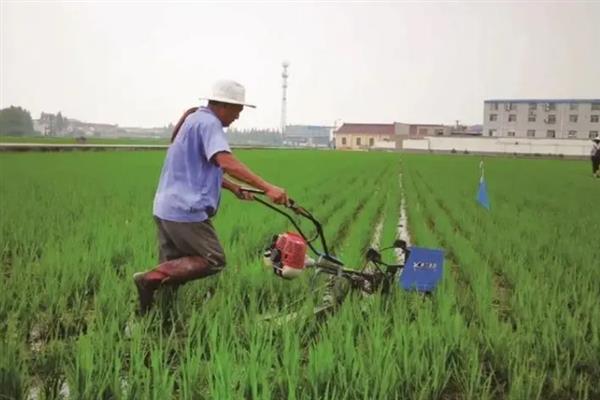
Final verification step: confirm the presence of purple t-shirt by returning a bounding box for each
[153,107,231,222]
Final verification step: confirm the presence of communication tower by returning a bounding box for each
[281,61,289,136]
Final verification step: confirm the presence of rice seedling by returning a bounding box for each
[0,150,598,399]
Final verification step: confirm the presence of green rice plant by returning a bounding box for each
[0,318,29,400]
[401,153,600,399]
[1,150,598,398]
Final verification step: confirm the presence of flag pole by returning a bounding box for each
[476,159,490,210]
[479,160,485,183]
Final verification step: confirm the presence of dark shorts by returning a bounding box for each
[154,216,226,268]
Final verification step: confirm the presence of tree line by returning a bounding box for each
[0,106,36,136]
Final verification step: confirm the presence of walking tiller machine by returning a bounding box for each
[241,188,445,301]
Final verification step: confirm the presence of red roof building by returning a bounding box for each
[334,122,451,150]
[334,123,395,150]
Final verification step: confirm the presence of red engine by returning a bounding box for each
[264,232,308,279]
[275,232,307,268]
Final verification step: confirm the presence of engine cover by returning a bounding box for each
[267,232,307,279]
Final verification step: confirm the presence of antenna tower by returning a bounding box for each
[281,61,289,136]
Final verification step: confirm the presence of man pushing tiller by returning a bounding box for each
[133,80,288,315]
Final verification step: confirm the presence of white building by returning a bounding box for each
[483,99,600,140]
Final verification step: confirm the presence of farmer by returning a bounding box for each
[591,136,600,178]
[133,80,289,315]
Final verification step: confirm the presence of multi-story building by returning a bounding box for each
[483,99,600,139]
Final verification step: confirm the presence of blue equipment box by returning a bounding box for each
[400,247,444,292]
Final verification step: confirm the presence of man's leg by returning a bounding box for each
[134,255,223,314]
[134,218,226,315]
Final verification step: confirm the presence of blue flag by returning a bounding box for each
[476,161,490,210]
[400,247,444,292]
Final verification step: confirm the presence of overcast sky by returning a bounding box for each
[2,1,599,129]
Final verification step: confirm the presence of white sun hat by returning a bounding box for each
[200,80,256,108]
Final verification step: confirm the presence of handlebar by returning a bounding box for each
[239,187,333,259]
[239,187,309,216]
[238,187,265,195]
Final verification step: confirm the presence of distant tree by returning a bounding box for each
[56,112,65,134]
[0,106,36,136]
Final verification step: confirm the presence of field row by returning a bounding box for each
[1,151,598,399]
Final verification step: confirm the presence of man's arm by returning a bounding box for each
[213,152,288,204]
[222,177,253,200]
[222,178,239,193]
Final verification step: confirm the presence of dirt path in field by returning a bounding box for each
[364,173,410,270]
[367,173,411,261]
[370,216,384,248]
[396,173,411,262]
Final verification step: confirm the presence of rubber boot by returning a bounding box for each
[133,256,221,315]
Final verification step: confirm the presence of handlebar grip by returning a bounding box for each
[240,187,295,205]
[240,187,304,213]
[239,187,265,195]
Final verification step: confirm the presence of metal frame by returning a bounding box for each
[242,187,408,294]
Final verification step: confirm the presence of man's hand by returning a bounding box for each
[234,185,254,201]
[265,184,288,205]
[222,179,254,201]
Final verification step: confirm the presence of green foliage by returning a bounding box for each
[0,150,598,399]
[0,106,36,136]
[401,154,600,399]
